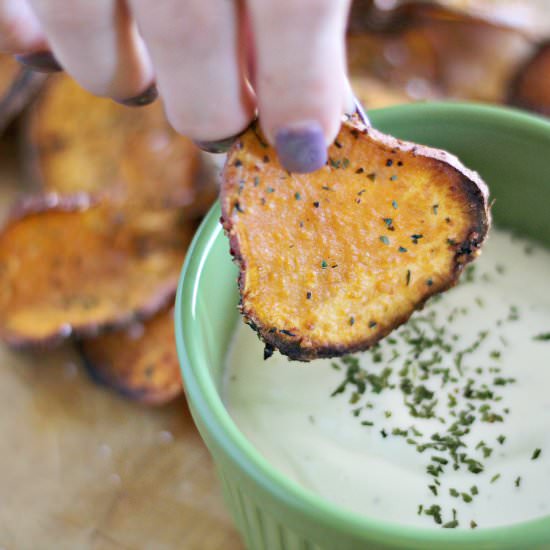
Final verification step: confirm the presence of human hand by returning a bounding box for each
[1,0,354,173]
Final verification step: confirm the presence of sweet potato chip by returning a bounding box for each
[351,75,411,109]
[434,1,548,37]
[221,120,490,361]
[0,194,195,347]
[347,1,531,103]
[81,308,182,406]
[347,29,440,97]
[25,75,215,213]
[507,41,550,116]
[349,1,527,35]
[0,54,44,134]
[418,15,531,102]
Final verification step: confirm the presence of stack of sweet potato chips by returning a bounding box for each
[0,74,217,404]
[0,0,548,404]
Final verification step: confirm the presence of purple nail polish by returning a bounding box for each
[194,135,239,154]
[275,123,327,174]
[116,84,158,107]
[15,51,62,73]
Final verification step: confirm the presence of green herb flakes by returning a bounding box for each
[425,505,443,525]
[443,520,459,529]
[327,256,544,531]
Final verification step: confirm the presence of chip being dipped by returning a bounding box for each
[221,119,490,361]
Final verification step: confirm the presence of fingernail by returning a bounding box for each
[116,83,158,107]
[15,51,62,73]
[194,134,240,154]
[275,122,327,174]
[354,96,371,126]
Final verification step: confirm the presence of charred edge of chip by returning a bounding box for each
[79,342,182,406]
[233,211,485,362]
[263,343,275,360]
[239,254,473,362]
[22,75,216,218]
[506,40,550,116]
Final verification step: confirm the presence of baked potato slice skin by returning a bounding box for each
[81,308,182,406]
[507,41,550,116]
[0,194,195,348]
[24,75,215,214]
[221,121,490,361]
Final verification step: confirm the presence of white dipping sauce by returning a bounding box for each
[224,229,550,529]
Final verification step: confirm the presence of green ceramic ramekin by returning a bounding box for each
[176,103,550,550]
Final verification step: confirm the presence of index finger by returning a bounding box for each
[247,0,351,173]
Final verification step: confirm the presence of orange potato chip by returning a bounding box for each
[221,120,490,361]
[507,41,550,116]
[0,194,195,347]
[81,308,182,406]
[25,74,216,214]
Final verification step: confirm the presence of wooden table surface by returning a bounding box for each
[0,135,243,550]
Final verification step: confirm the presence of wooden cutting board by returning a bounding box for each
[0,136,243,550]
